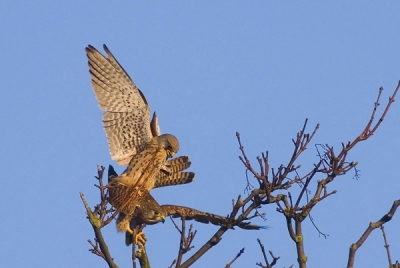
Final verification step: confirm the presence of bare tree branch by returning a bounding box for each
[381,226,393,267]
[347,199,400,268]
[80,190,118,268]
[256,238,281,268]
[80,81,399,268]
[225,248,245,268]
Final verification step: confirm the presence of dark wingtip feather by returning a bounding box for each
[108,164,118,182]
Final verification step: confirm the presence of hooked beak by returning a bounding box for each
[167,150,175,158]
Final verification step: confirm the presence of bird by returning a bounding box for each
[107,166,266,246]
[115,188,166,246]
[85,44,195,217]
[107,164,166,246]
[86,44,266,249]
[124,198,267,246]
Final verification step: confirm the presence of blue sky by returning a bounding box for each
[1,1,400,267]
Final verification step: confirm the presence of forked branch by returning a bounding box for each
[256,238,283,268]
[347,199,400,268]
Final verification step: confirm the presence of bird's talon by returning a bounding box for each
[135,231,147,246]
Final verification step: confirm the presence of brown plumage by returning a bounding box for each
[162,205,267,230]
[124,202,267,246]
[106,134,180,219]
[116,189,166,233]
[86,44,153,166]
[153,156,195,189]
[86,45,195,228]
[113,134,180,188]
[115,188,166,246]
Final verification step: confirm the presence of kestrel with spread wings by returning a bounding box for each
[86,44,195,235]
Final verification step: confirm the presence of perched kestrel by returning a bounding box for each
[116,189,166,246]
[108,165,265,246]
[86,44,195,214]
[124,199,267,246]
[108,159,193,237]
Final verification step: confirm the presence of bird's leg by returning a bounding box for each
[116,213,131,232]
[134,225,147,246]
[125,224,147,246]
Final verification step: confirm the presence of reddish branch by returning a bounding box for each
[234,82,398,268]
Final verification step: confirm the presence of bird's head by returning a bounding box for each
[135,189,167,225]
[142,208,166,225]
[157,134,180,159]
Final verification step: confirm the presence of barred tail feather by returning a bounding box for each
[153,172,195,189]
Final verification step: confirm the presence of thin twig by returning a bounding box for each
[340,82,399,155]
[225,248,245,268]
[256,239,280,268]
[168,259,177,268]
[381,226,393,266]
[257,238,269,266]
[176,217,186,267]
[179,227,228,268]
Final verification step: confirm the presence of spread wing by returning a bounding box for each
[161,205,267,230]
[86,44,153,165]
